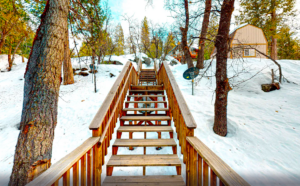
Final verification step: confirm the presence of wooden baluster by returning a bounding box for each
[51,180,59,186]
[63,169,70,186]
[219,180,225,186]
[203,161,209,186]
[87,150,92,186]
[186,142,191,186]
[129,120,133,150]
[81,154,87,186]
[198,155,202,186]
[73,162,79,186]
[191,148,197,185]
[210,169,217,186]
[93,143,101,185]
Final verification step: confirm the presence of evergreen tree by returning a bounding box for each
[236,0,296,59]
[141,16,150,53]
[115,23,125,56]
[277,25,299,59]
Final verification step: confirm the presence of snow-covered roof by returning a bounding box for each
[229,23,249,35]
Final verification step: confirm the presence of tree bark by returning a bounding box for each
[8,45,12,71]
[9,0,69,185]
[9,37,25,71]
[0,34,7,54]
[63,31,74,85]
[270,7,277,60]
[213,0,235,137]
[181,0,194,68]
[196,0,212,69]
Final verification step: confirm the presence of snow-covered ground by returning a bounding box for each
[0,54,299,186]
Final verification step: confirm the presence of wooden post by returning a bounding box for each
[203,161,209,186]
[63,169,70,186]
[73,162,79,186]
[87,150,92,186]
[198,155,202,186]
[81,154,87,186]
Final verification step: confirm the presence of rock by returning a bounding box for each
[81,67,88,71]
[142,57,151,66]
[170,59,178,66]
[110,73,116,78]
[78,72,89,76]
[261,83,280,92]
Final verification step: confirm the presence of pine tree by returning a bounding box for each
[141,16,150,54]
[236,0,296,60]
[115,23,125,56]
[277,25,298,59]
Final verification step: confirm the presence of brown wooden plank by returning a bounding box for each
[117,126,173,132]
[89,62,133,130]
[123,108,168,111]
[211,169,217,186]
[26,137,99,186]
[103,175,184,183]
[81,154,86,186]
[113,139,176,147]
[120,116,171,121]
[160,61,197,129]
[63,169,70,186]
[103,183,185,186]
[127,95,165,97]
[87,150,92,186]
[198,154,202,186]
[129,90,164,92]
[187,137,250,186]
[107,155,181,167]
[125,101,167,104]
[72,162,79,186]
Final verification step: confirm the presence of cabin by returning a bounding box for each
[211,24,268,59]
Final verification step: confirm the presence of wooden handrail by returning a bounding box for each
[158,61,197,129]
[89,62,138,132]
[26,137,100,186]
[157,62,250,186]
[186,137,250,186]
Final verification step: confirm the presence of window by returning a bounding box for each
[244,49,255,57]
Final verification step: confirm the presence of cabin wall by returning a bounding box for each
[231,45,268,59]
[231,25,267,44]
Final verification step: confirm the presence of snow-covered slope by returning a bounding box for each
[0,55,299,185]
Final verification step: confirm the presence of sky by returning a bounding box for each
[71,0,300,49]
[107,0,300,38]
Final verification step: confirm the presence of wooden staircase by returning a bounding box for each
[27,61,250,186]
[103,69,185,185]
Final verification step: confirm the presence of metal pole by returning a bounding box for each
[193,79,195,95]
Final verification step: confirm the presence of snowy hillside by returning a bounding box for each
[0,54,299,185]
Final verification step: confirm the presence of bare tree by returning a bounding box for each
[213,0,235,137]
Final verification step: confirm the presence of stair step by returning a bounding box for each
[120,116,171,121]
[123,108,168,111]
[107,155,181,167]
[117,126,173,133]
[113,139,176,147]
[131,85,163,90]
[125,101,167,104]
[127,95,165,98]
[129,90,164,93]
[103,176,185,186]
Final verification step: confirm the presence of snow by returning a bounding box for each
[229,23,249,35]
[0,54,300,185]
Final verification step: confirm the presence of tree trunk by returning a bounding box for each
[213,0,235,137]
[181,0,194,68]
[63,31,74,85]
[22,55,25,63]
[270,7,277,60]
[196,0,212,69]
[10,37,25,71]
[9,0,69,185]
[0,33,7,54]
[8,45,12,71]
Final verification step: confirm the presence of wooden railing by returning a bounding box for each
[27,61,138,186]
[157,61,250,186]
[157,61,197,164]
